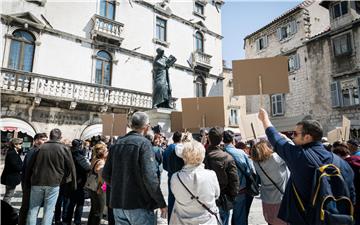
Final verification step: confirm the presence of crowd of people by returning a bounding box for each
[1,109,359,225]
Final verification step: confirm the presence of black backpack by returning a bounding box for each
[293,150,354,225]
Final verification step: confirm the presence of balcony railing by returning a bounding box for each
[91,14,124,42]
[192,51,212,68]
[0,68,152,109]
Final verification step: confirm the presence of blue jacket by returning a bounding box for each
[224,144,252,190]
[163,143,184,180]
[266,127,355,224]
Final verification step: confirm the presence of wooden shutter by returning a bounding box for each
[277,28,282,40]
[290,20,297,34]
[295,53,300,70]
[330,81,340,107]
[256,39,260,52]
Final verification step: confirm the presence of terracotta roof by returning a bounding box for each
[244,0,315,40]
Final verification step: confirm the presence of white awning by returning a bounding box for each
[0,118,36,137]
[80,124,103,140]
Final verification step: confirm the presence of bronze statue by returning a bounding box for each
[152,48,177,109]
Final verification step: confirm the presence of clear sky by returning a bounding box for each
[221,0,302,67]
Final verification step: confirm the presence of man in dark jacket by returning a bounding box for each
[102,112,167,225]
[162,131,183,222]
[258,108,355,225]
[204,127,240,225]
[27,128,76,225]
[1,138,23,205]
[64,139,91,225]
[19,133,48,225]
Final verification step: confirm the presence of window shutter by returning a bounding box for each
[264,35,268,48]
[358,77,360,105]
[290,20,297,34]
[295,54,300,70]
[330,81,340,107]
[277,28,282,40]
[256,39,260,52]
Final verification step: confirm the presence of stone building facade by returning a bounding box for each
[306,1,360,138]
[244,0,359,138]
[222,66,246,130]
[0,0,225,144]
[244,0,330,132]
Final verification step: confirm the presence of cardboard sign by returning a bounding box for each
[170,111,183,132]
[101,113,128,137]
[240,113,266,140]
[341,116,351,141]
[181,96,225,129]
[232,56,289,95]
[327,127,342,144]
[113,114,128,136]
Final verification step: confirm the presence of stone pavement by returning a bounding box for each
[0,158,266,225]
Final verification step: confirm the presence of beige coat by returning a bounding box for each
[170,164,220,225]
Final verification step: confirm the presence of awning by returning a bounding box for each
[0,118,36,137]
[80,124,103,140]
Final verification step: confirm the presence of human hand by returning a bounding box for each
[160,207,168,219]
[258,108,268,122]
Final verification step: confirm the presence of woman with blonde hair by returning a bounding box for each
[170,140,220,225]
[87,143,108,225]
[251,140,289,225]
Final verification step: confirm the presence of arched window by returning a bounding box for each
[195,31,204,53]
[195,76,205,97]
[8,30,35,72]
[95,51,112,86]
[100,0,115,20]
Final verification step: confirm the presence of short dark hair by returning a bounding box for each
[173,131,182,143]
[208,127,223,146]
[296,120,323,142]
[49,128,62,141]
[223,130,234,144]
[34,133,47,140]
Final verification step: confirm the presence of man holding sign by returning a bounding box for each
[257,108,355,225]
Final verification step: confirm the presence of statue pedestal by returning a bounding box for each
[146,108,173,137]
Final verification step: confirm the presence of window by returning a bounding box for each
[95,51,112,86]
[156,17,167,42]
[332,1,348,19]
[194,2,204,16]
[8,30,35,72]
[100,0,115,20]
[356,1,360,13]
[277,20,297,41]
[195,76,205,97]
[333,33,352,56]
[256,36,268,51]
[331,78,360,107]
[288,53,300,72]
[229,109,239,126]
[271,94,284,116]
[195,31,204,52]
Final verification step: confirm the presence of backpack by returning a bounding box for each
[293,150,354,225]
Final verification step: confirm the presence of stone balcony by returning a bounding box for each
[0,68,153,110]
[91,14,124,45]
[192,51,212,69]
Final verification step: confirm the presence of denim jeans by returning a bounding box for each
[113,208,155,225]
[219,206,230,225]
[167,180,175,223]
[64,187,85,225]
[26,186,60,225]
[54,185,70,223]
[231,193,253,225]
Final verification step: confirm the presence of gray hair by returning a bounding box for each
[131,112,149,130]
